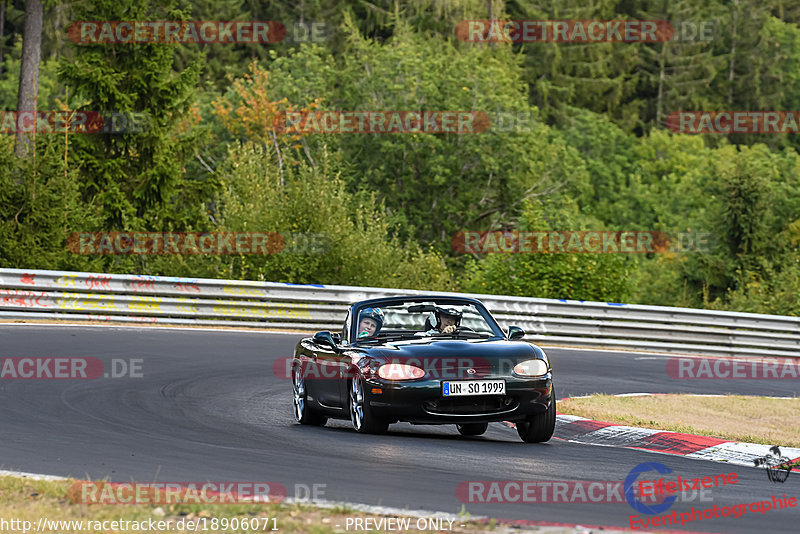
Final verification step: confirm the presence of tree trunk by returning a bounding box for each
[727,0,738,105]
[488,0,494,49]
[15,0,43,159]
[0,0,7,77]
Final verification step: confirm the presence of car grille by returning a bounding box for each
[423,395,518,415]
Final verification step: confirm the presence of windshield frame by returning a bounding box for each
[347,296,505,344]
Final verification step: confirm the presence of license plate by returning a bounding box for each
[442,380,505,396]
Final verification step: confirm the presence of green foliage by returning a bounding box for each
[462,200,636,302]
[705,258,800,316]
[635,0,724,131]
[0,136,102,271]
[57,0,207,232]
[259,22,590,253]
[213,142,454,289]
[511,0,644,132]
[0,39,61,110]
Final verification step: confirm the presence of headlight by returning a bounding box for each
[513,359,549,377]
[378,363,425,380]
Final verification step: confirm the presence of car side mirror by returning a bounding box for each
[508,326,525,340]
[313,331,337,349]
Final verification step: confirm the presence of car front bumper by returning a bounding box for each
[364,375,553,424]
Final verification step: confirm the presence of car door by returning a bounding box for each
[312,341,345,408]
[296,338,321,405]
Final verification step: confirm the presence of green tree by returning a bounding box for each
[212,141,454,289]
[58,0,207,234]
[636,0,723,131]
[252,19,590,255]
[0,135,101,271]
[509,0,644,132]
[15,0,43,158]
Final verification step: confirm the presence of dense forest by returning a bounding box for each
[1,0,799,315]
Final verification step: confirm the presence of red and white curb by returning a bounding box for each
[554,413,800,469]
[505,392,799,471]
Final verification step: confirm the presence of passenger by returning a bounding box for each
[357,307,384,338]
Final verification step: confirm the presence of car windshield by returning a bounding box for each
[352,300,501,341]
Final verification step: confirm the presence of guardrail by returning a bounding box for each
[0,268,797,358]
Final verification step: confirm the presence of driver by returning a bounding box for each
[427,307,462,334]
[357,307,384,339]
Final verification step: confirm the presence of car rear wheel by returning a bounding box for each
[349,375,389,434]
[292,365,327,426]
[456,423,488,436]
[517,390,556,443]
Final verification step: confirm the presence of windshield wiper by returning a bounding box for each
[433,330,494,339]
[356,333,417,343]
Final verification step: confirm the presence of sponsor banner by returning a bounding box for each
[68,481,287,504]
[667,357,800,379]
[275,111,490,134]
[452,231,713,254]
[667,111,800,134]
[68,21,285,44]
[456,20,673,43]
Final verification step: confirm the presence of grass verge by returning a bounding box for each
[0,475,554,533]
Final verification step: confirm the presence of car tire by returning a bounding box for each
[349,374,389,434]
[516,389,556,443]
[292,365,327,426]
[456,423,488,436]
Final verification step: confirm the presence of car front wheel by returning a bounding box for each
[292,365,326,426]
[349,375,389,434]
[517,390,556,443]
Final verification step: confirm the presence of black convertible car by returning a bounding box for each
[290,296,555,442]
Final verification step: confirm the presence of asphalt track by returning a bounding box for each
[1,324,798,532]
